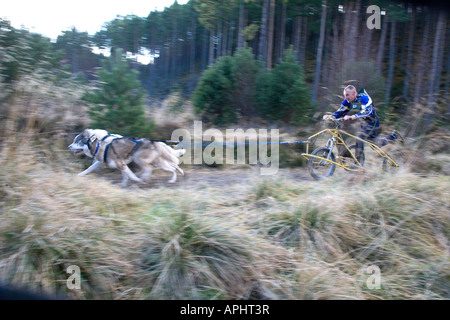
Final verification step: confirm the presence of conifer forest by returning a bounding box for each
[1,0,449,130]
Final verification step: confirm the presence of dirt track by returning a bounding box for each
[175,166,312,188]
[100,165,313,190]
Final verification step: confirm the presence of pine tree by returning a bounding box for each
[257,48,312,124]
[85,48,154,137]
[192,55,236,125]
[230,47,260,118]
[193,47,262,125]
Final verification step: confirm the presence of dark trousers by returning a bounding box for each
[339,116,395,159]
[355,116,395,158]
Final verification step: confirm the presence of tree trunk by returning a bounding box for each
[426,10,447,123]
[321,32,330,87]
[408,12,432,136]
[267,0,275,69]
[216,19,222,59]
[221,20,228,56]
[300,15,308,65]
[330,17,340,83]
[376,14,389,73]
[201,28,209,71]
[363,21,373,62]
[413,14,432,106]
[189,15,197,91]
[445,50,450,115]
[293,14,302,61]
[171,17,178,87]
[227,20,235,55]
[347,0,360,62]
[312,0,327,103]
[237,0,245,50]
[208,30,215,66]
[385,20,396,104]
[258,0,269,65]
[341,0,353,65]
[433,12,447,96]
[278,1,287,62]
[402,5,416,100]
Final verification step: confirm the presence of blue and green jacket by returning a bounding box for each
[332,88,378,122]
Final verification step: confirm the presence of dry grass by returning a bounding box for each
[0,81,448,299]
[0,132,448,300]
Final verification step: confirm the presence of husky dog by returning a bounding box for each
[68,129,185,186]
[69,129,123,176]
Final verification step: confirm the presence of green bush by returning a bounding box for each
[230,48,261,118]
[257,49,312,124]
[192,55,236,126]
[193,47,312,126]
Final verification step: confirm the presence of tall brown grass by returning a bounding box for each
[0,129,448,299]
[0,82,448,299]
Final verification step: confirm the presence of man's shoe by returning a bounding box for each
[391,130,405,143]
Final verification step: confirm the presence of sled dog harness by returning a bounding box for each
[103,137,146,164]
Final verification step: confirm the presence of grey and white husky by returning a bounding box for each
[68,129,185,186]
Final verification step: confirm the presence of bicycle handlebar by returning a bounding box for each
[324,117,344,128]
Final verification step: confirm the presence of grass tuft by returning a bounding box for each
[0,128,448,299]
